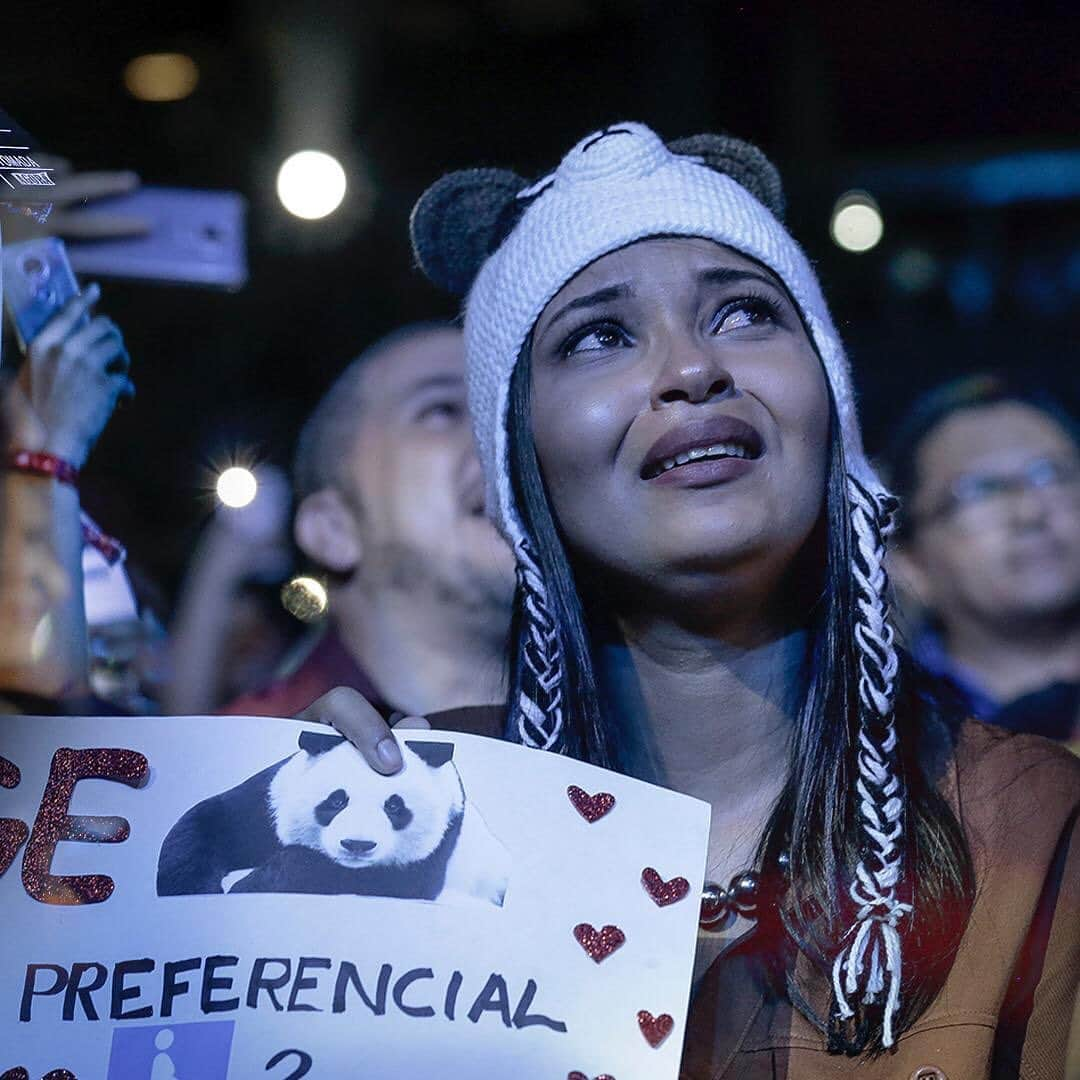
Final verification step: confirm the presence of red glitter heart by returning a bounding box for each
[567,1073,615,1080]
[637,1010,675,1048]
[573,922,626,963]
[641,866,690,907]
[567,784,615,823]
[0,755,20,789]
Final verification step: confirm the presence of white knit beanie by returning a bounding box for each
[412,121,910,1048]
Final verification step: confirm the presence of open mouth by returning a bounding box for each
[644,440,759,479]
[640,416,765,481]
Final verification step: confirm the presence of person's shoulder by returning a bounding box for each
[955,717,1079,793]
[952,718,1079,843]
[426,704,505,739]
[217,680,300,717]
[217,659,331,717]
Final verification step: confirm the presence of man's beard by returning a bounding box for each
[362,539,514,629]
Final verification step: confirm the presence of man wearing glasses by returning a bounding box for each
[886,375,1080,747]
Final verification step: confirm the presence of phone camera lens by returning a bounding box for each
[19,254,50,282]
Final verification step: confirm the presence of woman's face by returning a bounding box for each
[529,236,830,602]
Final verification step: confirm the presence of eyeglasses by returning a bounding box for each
[916,456,1080,529]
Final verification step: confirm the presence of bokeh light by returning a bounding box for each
[281,575,328,622]
[889,247,939,293]
[216,466,258,509]
[123,53,199,103]
[830,191,884,253]
[276,150,348,220]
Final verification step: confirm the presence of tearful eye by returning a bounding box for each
[562,322,630,358]
[710,297,779,335]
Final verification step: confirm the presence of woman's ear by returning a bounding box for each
[294,489,362,574]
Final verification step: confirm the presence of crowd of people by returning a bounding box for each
[1,121,1077,1076]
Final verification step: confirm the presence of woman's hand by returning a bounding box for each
[13,284,133,467]
[298,687,431,775]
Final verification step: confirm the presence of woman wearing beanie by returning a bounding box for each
[317,123,1079,1076]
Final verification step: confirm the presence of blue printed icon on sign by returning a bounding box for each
[107,1020,234,1079]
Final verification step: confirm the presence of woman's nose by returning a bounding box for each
[649,339,735,408]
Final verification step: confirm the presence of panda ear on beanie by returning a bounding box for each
[667,134,786,222]
[410,167,529,296]
[298,730,346,756]
[405,740,455,769]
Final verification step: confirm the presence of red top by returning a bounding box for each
[218,628,389,719]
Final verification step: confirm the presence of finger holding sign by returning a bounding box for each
[297,687,430,776]
[393,714,432,731]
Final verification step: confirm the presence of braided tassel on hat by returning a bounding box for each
[513,537,566,751]
[831,477,912,1048]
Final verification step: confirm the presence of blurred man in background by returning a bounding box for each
[171,323,515,719]
[887,375,1080,745]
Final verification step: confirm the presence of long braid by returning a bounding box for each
[831,476,911,1049]
[513,536,566,751]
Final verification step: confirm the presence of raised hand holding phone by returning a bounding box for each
[1,238,133,468]
[15,282,133,467]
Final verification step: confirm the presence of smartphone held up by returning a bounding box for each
[1,236,86,354]
[65,186,248,290]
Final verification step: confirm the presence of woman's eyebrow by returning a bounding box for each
[541,284,631,335]
[697,266,784,291]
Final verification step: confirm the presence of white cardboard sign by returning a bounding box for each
[0,715,709,1080]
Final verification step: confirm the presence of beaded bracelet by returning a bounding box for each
[4,449,80,487]
[4,449,126,565]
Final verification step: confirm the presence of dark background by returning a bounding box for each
[5,0,1078,604]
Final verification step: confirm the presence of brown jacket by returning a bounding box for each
[682,721,1079,1080]
[430,711,1079,1080]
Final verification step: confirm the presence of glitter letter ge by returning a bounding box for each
[22,748,149,905]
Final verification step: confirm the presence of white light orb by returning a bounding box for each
[276,150,347,220]
[216,466,258,509]
[830,191,884,253]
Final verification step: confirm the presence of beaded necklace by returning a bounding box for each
[699,851,788,930]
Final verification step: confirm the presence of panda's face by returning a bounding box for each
[271,737,464,869]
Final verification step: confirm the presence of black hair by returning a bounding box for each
[884,374,1080,540]
[506,342,974,1054]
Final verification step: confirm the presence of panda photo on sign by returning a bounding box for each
[157,731,509,906]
